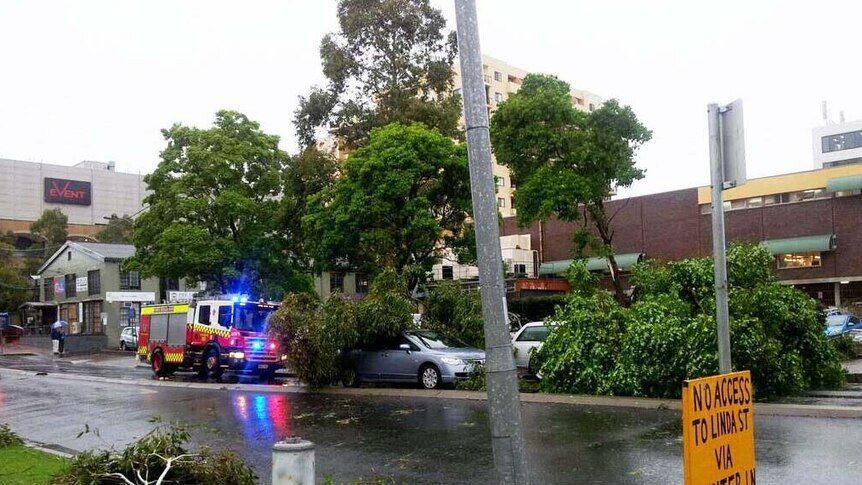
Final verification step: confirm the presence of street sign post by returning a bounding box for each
[708,99,747,374]
[682,371,756,484]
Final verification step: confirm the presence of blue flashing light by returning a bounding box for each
[240,295,249,304]
[231,295,240,303]
[251,340,264,351]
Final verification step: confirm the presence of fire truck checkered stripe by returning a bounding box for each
[189,323,230,338]
[137,346,147,355]
[164,353,184,363]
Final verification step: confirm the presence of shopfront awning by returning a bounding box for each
[826,175,862,193]
[759,234,836,255]
[539,253,644,275]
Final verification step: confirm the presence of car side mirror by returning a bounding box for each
[399,344,411,352]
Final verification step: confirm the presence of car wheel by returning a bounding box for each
[120,341,127,351]
[151,350,174,378]
[203,349,224,379]
[340,366,360,388]
[419,364,441,390]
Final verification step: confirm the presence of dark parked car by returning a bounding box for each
[0,325,24,343]
[340,330,485,389]
[825,314,862,338]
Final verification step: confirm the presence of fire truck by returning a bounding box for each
[138,297,284,380]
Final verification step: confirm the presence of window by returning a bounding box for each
[835,189,862,197]
[82,300,102,334]
[120,302,140,328]
[87,270,100,295]
[330,272,344,293]
[452,88,462,97]
[43,277,54,301]
[197,305,211,325]
[166,277,179,291]
[120,270,141,290]
[494,71,502,82]
[494,92,504,103]
[67,251,71,261]
[824,157,862,168]
[589,103,595,111]
[65,274,76,298]
[498,197,507,208]
[496,176,505,187]
[442,266,454,280]
[217,305,232,326]
[746,197,763,208]
[517,326,551,342]
[822,130,862,153]
[777,252,822,269]
[513,263,527,276]
[762,194,779,206]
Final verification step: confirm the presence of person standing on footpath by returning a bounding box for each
[50,319,67,355]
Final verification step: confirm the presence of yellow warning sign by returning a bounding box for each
[682,370,756,485]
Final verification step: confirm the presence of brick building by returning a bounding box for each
[502,165,862,309]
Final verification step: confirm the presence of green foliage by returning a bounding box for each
[424,282,484,348]
[51,424,256,485]
[270,270,416,385]
[130,110,308,299]
[303,123,471,292]
[453,363,486,391]
[93,214,134,244]
[831,334,858,360]
[0,243,30,313]
[0,423,23,447]
[294,0,461,150]
[490,74,651,303]
[536,244,845,399]
[30,208,68,245]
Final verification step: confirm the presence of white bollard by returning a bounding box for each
[272,437,315,485]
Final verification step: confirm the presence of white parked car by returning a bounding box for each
[511,321,555,373]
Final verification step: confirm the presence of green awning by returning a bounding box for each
[759,234,836,255]
[539,253,644,275]
[826,175,862,193]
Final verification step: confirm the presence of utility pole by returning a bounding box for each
[707,100,746,375]
[453,1,530,483]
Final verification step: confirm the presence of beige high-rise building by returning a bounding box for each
[453,54,602,216]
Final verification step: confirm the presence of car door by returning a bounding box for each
[382,336,421,382]
[513,325,551,368]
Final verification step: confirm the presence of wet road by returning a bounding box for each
[0,357,861,484]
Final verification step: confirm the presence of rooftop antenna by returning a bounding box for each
[822,100,830,125]
[840,110,846,123]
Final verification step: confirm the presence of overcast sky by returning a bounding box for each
[2,0,861,196]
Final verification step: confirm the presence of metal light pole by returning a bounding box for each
[707,100,746,375]
[453,1,530,483]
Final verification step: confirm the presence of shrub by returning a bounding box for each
[270,270,416,385]
[537,244,845,399]
[0,423,23,448]
[424,282,485,348]
[51,424,256,485]
[831,334,858,360]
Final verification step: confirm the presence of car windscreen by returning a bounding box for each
[233,305,277,332]
[411,330,469,349]
[826,316,847,329]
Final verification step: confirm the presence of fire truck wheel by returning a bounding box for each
[151,350,174,377]
[203,348,224,379]
[258,370,277,384]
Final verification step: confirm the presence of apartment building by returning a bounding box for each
[453,54,603,216]
[813,118,862,169]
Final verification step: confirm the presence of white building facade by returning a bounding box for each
[812,119,862,169]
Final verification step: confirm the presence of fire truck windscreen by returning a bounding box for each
[233,304,276,332]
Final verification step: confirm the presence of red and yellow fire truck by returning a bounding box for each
[138,297,284,380]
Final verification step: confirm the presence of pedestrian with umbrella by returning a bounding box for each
[51,319,67,355]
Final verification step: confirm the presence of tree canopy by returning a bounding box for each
[303,123,472,292]
[94,214,134,243]
[130,110,307,298]
[0,242,30,312]
[490,74,652,303]
[294,0,462,150]
[30,208,68,246]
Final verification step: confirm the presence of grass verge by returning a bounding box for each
[0,445,68,485]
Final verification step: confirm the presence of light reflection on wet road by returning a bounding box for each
[0,357,861,484]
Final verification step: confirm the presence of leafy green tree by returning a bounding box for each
[130,110,307,298]
[94,214,134,243]
[303,123,472,292]
[0,242,31,312]
[424,281,484,348]
[278,148,339,269]
[30,208,68,246]
[294,0,461,150]
[490,74,652,304]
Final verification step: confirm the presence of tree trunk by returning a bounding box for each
[587,204,629,306]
